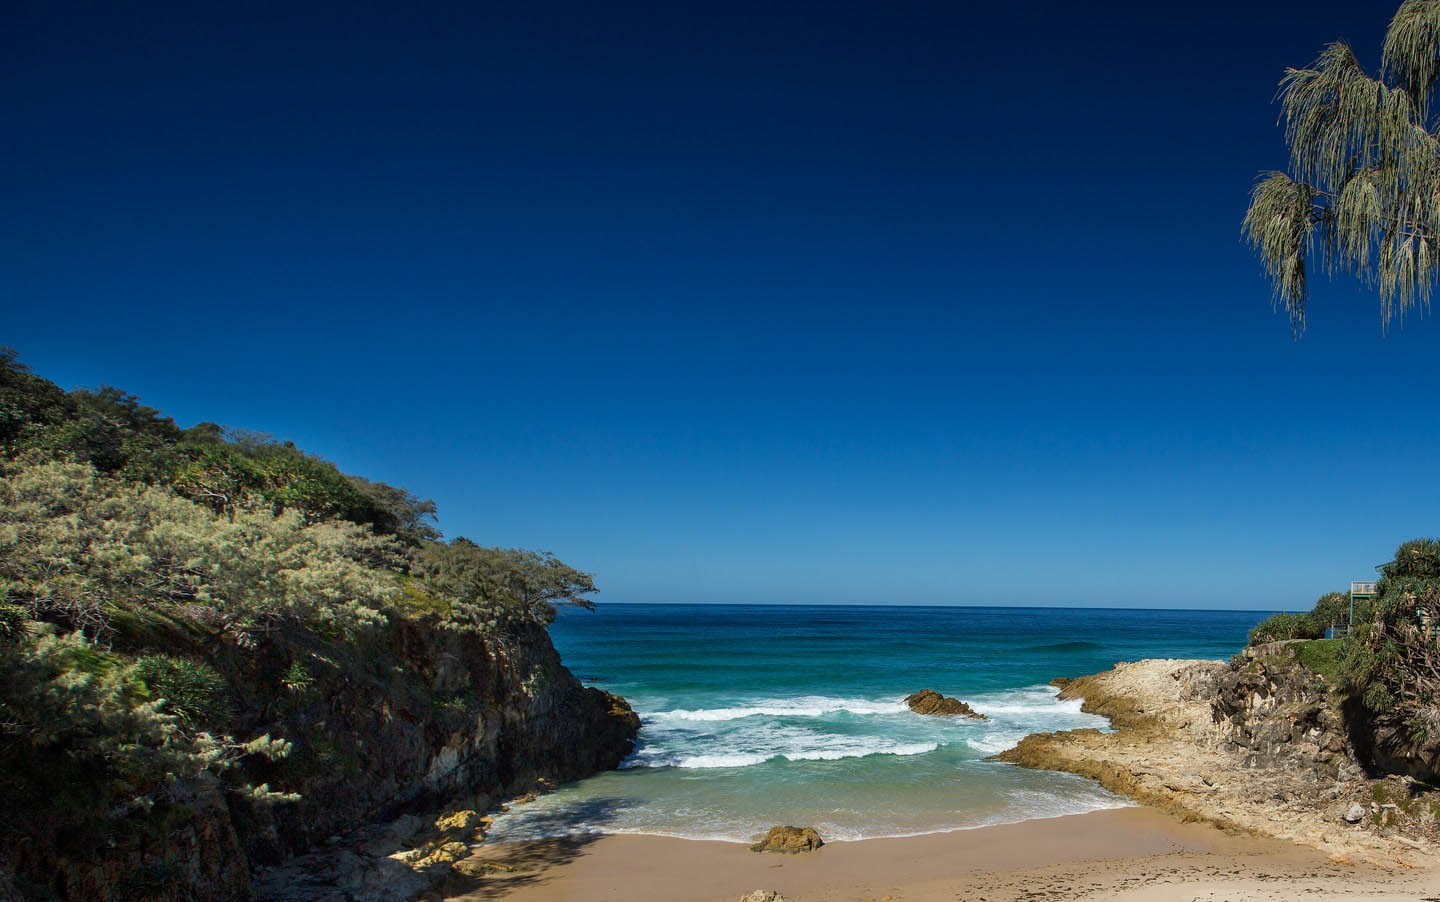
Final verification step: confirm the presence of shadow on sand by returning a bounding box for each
[443,796,632,899]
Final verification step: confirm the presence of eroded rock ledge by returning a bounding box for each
[995,652,1435,865]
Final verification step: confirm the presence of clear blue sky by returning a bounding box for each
[4,1,1434,608]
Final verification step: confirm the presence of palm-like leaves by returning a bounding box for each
[1244,1,1440,331]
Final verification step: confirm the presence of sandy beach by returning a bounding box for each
[443,654,1440,902]
[445,807,1440,901]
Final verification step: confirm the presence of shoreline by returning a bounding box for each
[445,806,1440,901]
[443,653,1440,900]
[997,657,1439,866]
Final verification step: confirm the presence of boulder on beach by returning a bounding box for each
[749,825,824,853]
[739,892,787,902]
[905,689,987,719]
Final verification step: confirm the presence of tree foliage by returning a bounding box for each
[1345,539,1440,719]
[414,539,598,628]
[0,349,440,542]
[0,627,295,854]
[0,349,607,891]
[1249,591,1361,644]
[1244,0,1440,331]
[0,460,403,641]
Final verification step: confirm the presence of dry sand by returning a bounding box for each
[444,807,1440,901]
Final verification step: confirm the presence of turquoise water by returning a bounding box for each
[491,604,1269,843]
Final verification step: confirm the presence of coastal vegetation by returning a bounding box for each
[1247,539,1440,780]
[1248,592,1359,644]
[1244,0,1440,331]
[0,349,637,898]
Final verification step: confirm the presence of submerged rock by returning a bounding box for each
[904,689,987,719]
[750,825,824,853]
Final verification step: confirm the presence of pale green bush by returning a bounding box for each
[0,460,402,639]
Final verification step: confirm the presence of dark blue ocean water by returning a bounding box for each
[492,604,1269,842]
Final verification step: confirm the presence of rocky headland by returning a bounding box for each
[3,615,640,901]
[996,646,1440,865]
[0,353,642,900]
[244,622,641,901]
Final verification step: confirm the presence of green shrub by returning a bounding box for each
[0,601,30,645]
[279,661,314,695]
[414,540,597,628]
[1385,539,1440,582]
[0,460,402,640]
[1249,591,1368,645]
[132,655,232,726]
[1307,592,1356,633]
[1292,638,1347,684]
[1342,539,1440,761]
[1250,611,1320,644]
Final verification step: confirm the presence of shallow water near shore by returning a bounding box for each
[491,604,1270,842]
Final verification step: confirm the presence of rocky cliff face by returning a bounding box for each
[1211,642,1364,784]
[244,617,638,861]
[3,617,637,901]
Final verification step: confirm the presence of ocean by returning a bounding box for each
[490,604,1270,843]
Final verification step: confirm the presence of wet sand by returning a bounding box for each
[444,806,1440,901]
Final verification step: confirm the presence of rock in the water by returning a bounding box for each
[739,892,787,902]
[905,689,987,719]
[750,825,824,853]
[1344,802,1366,824]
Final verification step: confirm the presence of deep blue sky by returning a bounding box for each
[4,1,1434,608]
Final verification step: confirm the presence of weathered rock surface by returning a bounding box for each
[1,616,638,901]
[995,655,1434,866]
[1212,642,1362,782]
[238,620,639,900]
[248,618,639,861]
[750,825,825,853]
[904,689,987,719]
[739,892,787,902]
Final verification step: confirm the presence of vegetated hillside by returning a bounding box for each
[0,350,638,900]
[1247,540,1440,782]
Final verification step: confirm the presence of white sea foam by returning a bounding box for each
[969,689,1086,717]
[647,696,908,723]
[488,683,1133,844]
[628,738,942,770]
[957,684,1111,755]
[627,684,1108,771]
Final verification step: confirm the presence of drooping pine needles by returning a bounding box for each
[1244,1,1440,331]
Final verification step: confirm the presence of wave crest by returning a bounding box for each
[648,696,908,723]
[626,739,941,770]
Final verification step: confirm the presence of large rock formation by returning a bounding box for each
[264,618,638,855]
[996,653,1432,865]
[1211,642,1364,783]
[905,689,987,719]
[3,617,638,900]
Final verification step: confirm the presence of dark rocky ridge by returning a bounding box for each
[249,618,639,860]
[4,617,638,900]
